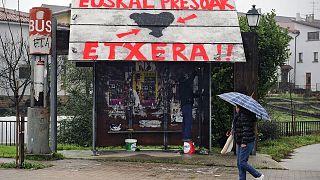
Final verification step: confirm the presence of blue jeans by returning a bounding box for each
[236,142,262,180]
[182,104,192,141]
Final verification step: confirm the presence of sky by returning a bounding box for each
[2,0,320,19]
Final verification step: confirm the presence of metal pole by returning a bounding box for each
[30,56,35,107]
[163,64,169,150]
[209,63,212,152]
[19,116,25,168]
[50,17,58,152]
[43,55,48,108]
[92,62,97,155]
[293,31,300,88]
[15,81,20,167]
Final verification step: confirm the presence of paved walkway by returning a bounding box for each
[1,159,320,180]
[1,147,320,179]
[280,144,320,171]
[59,150,286,170]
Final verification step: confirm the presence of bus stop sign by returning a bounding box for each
[29,7,52,55]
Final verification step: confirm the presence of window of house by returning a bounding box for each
[308,32,320,41]
[314,52,319,62]
[298,53,303,63]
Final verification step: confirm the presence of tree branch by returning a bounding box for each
[1,2,18,60]
[0,2,31,105]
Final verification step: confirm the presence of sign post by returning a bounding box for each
[27,7,52,155]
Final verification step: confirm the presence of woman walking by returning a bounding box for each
[233,104,264,180]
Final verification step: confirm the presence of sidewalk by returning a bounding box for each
[59,150,286,169]
[280,144,320,171]
[1,150,320,179]
[1,158,320,180]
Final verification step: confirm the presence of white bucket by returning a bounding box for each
[125,139,137,151]
[183,141,195,155]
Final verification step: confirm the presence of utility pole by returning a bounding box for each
[50,16,58,153]
[289,70,295,136]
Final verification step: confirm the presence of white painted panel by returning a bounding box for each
[71,0,237,11]
[71,9,239,27]
[29,35,52,55]
[69,0,245,62]
[70,25,243,43]
[68,42,246,62]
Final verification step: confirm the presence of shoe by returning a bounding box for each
[256,174,264,180]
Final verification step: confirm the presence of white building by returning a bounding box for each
[0,8,29,40]
[278,14,320,92]
[0,8,29,106]
[0,6,69,108]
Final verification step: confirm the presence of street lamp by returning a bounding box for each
[241,5,261,156]
[246,5,261,28]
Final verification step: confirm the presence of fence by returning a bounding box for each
[277,121,320,136]
[0,120,18,146]
[0,119,65,146]
[294,84,320,92]
[1,119,320,146]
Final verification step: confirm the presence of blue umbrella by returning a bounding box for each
[218,92,270,121]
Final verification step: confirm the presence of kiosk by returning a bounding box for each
[68,0,246,150]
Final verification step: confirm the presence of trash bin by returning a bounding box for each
[183,141,195,155]
[125,139,137,151]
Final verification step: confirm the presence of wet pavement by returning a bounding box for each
[1,159,320,180]
[59,150,286,170]
[280,144,320,171]
[0,159,239,180]
[1,146,320,180]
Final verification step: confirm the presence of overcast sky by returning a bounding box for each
[2,0,320,19]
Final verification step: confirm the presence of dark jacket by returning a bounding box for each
[178,72,196,106]
[233,111,256,145]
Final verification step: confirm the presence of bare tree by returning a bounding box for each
[0,0,30,167]
[0,35,30,103]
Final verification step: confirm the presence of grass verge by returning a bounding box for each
[58,144,91,151]
[0,161,49,169]
[258,135,320,162]
[26,153,64,161]
[0,146,64,160]
[268,109,317,122]
[0,145,15,158]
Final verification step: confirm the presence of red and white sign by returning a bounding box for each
[29,7,52,55]
[69,0,246,62]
